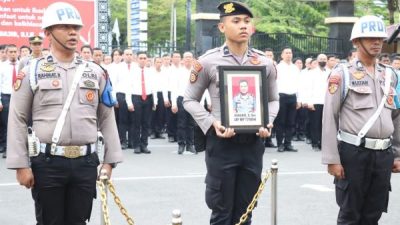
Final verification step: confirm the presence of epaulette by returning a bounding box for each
[250,48,266,56]
[378,63,392,69]
[201,47,220,58]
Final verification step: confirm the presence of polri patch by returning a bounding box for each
[52,79,60,88]
[13,79,22,91]
[190,60,203,83]
[328,75,340,94]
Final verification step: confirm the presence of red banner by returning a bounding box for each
[0,0,95,49]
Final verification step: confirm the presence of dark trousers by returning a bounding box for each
[205,130,264,225]
[30,153,99,225]
[130,95,153,148]
[1,94,10,151]
[177,96,194,146]
[117,93,130,144]
[295,107,308,138]
[335,142,394,225]
[151,92,166,136]
[275,93,297,146]
[309,104,323,146]
[166,91,177,138]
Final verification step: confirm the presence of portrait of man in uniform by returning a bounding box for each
[232,78,256,113]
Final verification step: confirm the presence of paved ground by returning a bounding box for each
[0,139,399,225]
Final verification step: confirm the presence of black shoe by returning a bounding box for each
[178,145,185,154]
[168,137,175,143]
[134,148,141,154]
[285,145,298,152]
[186,145,197,154]
[264,140,276,148]
[141,147,151,154]
[128,144,133,149]
[0,147,4,153]
[121,143,128,150]
[277,145,285,152]
[156,134,165,139]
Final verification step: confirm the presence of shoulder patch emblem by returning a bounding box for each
[352,71,365,80]
[250,55,260,65]
[328,75,340,94]
[13,79,22,91]
[190,60,203,83]
[86,90,95,102]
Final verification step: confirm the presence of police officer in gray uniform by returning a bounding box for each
[322,15,400,225]
[6,2,123,225]
[183,2,279,224]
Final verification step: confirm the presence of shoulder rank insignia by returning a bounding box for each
[224,3,235,13]
[190,60,203,83]
[352,71,364,80]
[40,63,55,72]
[328,75,340,94]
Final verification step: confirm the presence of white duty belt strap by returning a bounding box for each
[357,67,392,139]
[51,63,87,154]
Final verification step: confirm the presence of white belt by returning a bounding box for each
[40,143,96,158]
[337,130,391,150]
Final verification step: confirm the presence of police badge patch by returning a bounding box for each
[13,79,22,91]
[190,60,203,83]
[352,71,365,80]
[328,75,340,94]
[40,63,55,72]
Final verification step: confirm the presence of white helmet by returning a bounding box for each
[41,2,83,29]
[350,15,387,40]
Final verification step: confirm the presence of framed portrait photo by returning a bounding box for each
[219,66,269,133]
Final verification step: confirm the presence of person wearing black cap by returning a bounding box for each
[183,1,279,224]
[18,35,44,72]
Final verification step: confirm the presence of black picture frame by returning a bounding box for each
[218,66,269,133]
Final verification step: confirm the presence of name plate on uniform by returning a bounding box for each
[218,66,269,133]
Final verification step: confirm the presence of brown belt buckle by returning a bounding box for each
[64,146,81,158]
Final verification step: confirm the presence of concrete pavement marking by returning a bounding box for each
[301,184,334,192]
[0,170,328,187]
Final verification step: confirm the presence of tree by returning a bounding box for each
[110,0,128,47]
[246,0,329,36]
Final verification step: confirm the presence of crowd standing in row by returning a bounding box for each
[1,2,400,224]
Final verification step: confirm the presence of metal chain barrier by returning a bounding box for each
[107,180,135,225]
[235,170,272,225]
[97,180,112,225]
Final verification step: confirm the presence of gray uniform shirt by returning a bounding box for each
[183,45,279,134]
[6,55,123,168]
[321,59,400,164]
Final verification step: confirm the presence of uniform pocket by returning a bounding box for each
[348,86,373,109]
[334,178,349,208]
[79,79,99,105]
[38,79,63,105]
[205,174,224,211]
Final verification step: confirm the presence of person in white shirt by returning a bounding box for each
[80,44,92,61]
[109,48,131,149]
[171,52,196,154]
[150,57,167,139]
[307,54,329,150]
[0,44,19,158]
[296,57,313,143]
[275,47,300,152]
[125,52,157,154]
[165,52,181,143]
